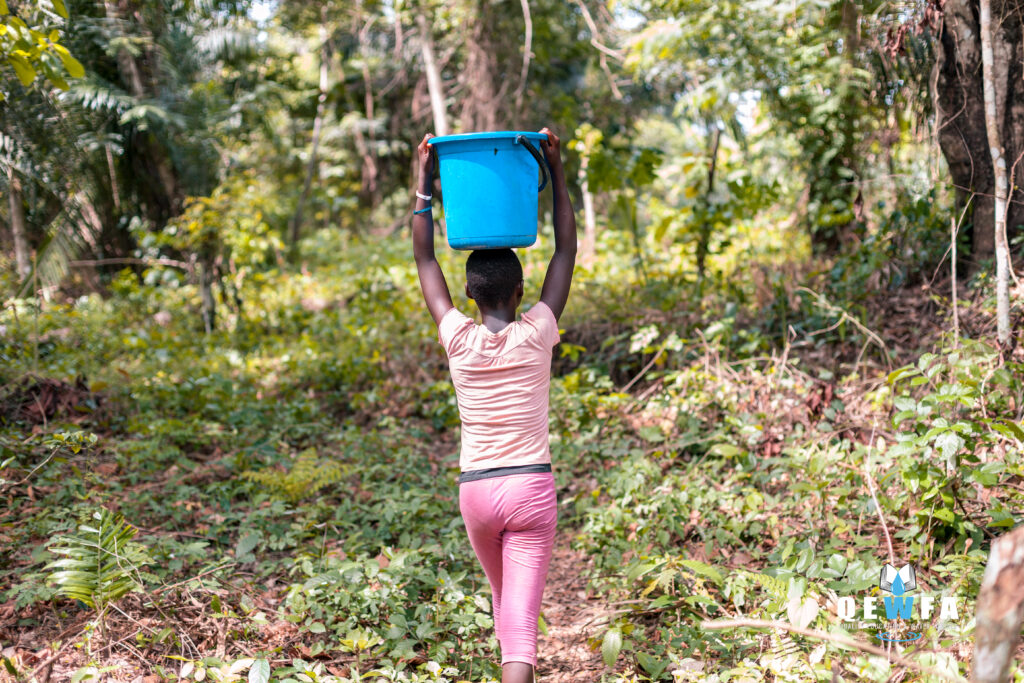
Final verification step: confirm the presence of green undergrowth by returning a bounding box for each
[0,231,1021,682]
[555,337,1022,681]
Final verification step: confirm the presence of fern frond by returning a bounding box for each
[242,447,348,502]
[739,570,790,601]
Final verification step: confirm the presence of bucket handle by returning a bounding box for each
[515,135,550,193]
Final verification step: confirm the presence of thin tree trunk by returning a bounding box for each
[8,167,31,279]
[979,0,1011,344]
[105,146,121,211]
[951,216,960,345]
[357,11,379,206]
[513,0,533,119]
[290,23,330,248]
[696,126,721,282]
[417,12,448,136]
[198,259,216,334]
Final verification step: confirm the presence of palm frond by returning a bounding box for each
[45,508,150,612]
[58,81,136,116]
[196,22,260,61]
[16,204,92,298]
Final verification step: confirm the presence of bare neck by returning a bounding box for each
[477,305,518,333]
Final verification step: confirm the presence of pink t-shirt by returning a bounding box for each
[437,301,561,472]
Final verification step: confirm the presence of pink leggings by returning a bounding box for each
[458,472,557,667]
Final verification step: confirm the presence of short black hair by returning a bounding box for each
[465,249,523,307]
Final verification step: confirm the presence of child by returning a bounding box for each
[412,128,577,683]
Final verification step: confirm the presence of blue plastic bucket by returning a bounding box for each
[429,131,549,250]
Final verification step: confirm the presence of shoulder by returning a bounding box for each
[437,306,474,351]
[521,301,561,348]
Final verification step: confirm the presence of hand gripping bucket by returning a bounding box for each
[428,131,550,250]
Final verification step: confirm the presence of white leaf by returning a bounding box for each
[248,659,270,683]
[786,597,819,629]
[229,659,254,674]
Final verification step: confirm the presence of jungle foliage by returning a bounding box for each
[1,0,1023,681]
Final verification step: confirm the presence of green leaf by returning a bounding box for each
[934,432,964,461]
[537,613,548,636]
[248,659,270,683]
[0,0,9,16]
[826,554,847,577]
[708,443,742,458]
[8,54,36,86]
[892,410,916,425]
[892,397,916,412]
[235,532,259,559]
[991,419,1024,441]
[887,366,918,384]
[987,509,1017,528]
[649,595,677,608]
[638,425,665,443]
[57,51,84,78]
[971,462,1003,487]
[680,559,723,586]
[601,628,622,667]
[627,562,661,581]
[308,621,326,634]
[3,657,19,677]
[71,666,99,683]
[636,652,667,677]
[932,507,956,523]
[51,0,68,19]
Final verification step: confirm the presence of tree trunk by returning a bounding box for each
[809,0,862,256]
[417,12,449,137]
[104,0,182,224]
[979,0,1012,344]
[696,127,721,282]
[357,10,379,207]
[935,0,1024,266]
[972,525,1024,683]
[512,0,533,121]
[7,167,31,279]
[198,259,216,334]
[290,22,330,248]
[459,0,507,132]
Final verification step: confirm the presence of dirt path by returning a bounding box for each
[536,530,609,682]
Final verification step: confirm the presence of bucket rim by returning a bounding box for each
[429,131,548,146]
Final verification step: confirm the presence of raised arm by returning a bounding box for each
[412,133,455,325]
[538,127,578,321]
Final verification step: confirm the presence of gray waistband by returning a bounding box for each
[458,464,553,483]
